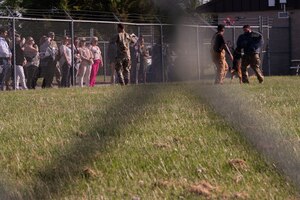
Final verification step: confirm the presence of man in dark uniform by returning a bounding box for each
[211,24,233,84]
[236,25,264,84]
[114,23,137,85]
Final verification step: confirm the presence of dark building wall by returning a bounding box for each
[198,1,300,75]
[197,0,300,13]
[290,11,300,60]
[232,0,242,12]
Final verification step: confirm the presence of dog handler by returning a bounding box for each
[236,25,264,84]
[211,24,233,84]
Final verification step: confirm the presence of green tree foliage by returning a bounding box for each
[66,0,111,11]
[2,0,21,8]
[3,0,206,17]
[21,0,60,9]
[3,0,156,13]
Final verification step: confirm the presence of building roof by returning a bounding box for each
[197,0,300,13]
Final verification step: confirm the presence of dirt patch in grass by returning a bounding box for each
[189,181,217,197]
[153,142,171,149]
[229,159,248,171]
[82,167,97,179]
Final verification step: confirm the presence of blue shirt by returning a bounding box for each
[0,37,12,58]
[237,31,264,54]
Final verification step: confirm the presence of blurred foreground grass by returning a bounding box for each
[0,77,299,199]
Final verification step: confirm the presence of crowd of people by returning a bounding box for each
[0,23,153,91]
[211,24,264,84]
[0,27,106,91]
[1,23,260,91]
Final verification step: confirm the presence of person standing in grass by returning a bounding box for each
[69,37,80,86]
[236,25,264,84]
[114,23,137,85]
[13,34,27,90]
[77,39,93,87]
[89,37,103,87]
[59,36,72,87]
[211,24,233,84]
[24,37,40,89]
[0,27,12,91]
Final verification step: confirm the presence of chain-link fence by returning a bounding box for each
[0,9,271,90]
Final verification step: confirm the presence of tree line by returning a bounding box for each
[2,0,206,17]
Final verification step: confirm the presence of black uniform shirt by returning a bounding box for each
[212,33,226,53]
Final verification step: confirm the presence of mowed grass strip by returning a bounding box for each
[242,76,300,138]
[0,83,298,199]
[188,77,300,192]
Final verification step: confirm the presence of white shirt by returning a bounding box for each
[0,37,12,58]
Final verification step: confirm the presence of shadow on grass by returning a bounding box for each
[25,85,163,199]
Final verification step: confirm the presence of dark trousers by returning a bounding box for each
[26,65,38,89]
[241,53,264,83]
[69,66,77,86]
[61,62,70,88]
[42,58,56,88]
[0,58,12,90]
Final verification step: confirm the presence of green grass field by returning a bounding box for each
[243,77,300,138]
[0,77,299,199]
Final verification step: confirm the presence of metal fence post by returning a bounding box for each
[135,26,141,84]
[267,17,271,76]
[259,16,263,33]
[64,10,76,87]
[12,16,16,90]
[258,16,264,73]
[152,25,154,46]
[233,25,236,49]
[196,26,201,80]
[288,16,292,67]
[71,20,75,86]
[5,7,17,90]
[90,28,94,39]
[103,42,106,83]
[160,25,165,83]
